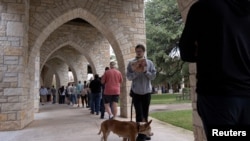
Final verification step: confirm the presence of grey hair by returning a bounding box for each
[110,61,116,67]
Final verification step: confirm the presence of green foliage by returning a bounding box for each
[145,0,188,85]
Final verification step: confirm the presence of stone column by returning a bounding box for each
[34,55,40,113]
[0,0,33,130]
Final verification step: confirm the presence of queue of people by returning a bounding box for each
[39,44,155,141]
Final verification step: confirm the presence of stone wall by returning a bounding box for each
[0,0,33,130]
[0,0,147,130]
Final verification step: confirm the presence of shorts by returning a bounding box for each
[103,95,119,104]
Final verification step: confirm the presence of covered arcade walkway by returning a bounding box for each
[0,103,193,141]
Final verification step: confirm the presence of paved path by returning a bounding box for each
[0,103,194,141]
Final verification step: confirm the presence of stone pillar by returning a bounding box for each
[34,55,40,113]
[0,0,34,130]
[44,68,54,88]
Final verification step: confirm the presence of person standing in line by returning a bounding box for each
[179,0,250,140]
[101,61,123,119]
[126,44,156,141]
[76,81,83,107]
[67,83,72,105]
[58,87,62,104]
[87,78,93,109]
[47,87,51,102]
[89,74,102,115]
[59,86,66,104]
[51,85,57,104]
[71,83,77,107]
[100,67,109,119]
[81,81,89,108]
[39,86,48,105]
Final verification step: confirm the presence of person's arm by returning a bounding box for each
[144,60,156,80]
[179,2,200,62]
[126,61,141,81]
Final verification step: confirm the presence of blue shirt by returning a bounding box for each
[76,83,83,94]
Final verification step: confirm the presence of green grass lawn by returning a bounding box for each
[150,109,193,131]
[150,94,192,131]
[150,93,191,104]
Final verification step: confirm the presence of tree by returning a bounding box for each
[145,0,188,87]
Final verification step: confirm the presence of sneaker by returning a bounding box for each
[109,115,114,119]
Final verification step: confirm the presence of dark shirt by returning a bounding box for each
[51,88,56,95]
[179,0,250,96]
[89,78,102,93]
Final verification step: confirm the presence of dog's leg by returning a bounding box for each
[130,134,136,141]
[122,137,128,141]
[103,131,110,141]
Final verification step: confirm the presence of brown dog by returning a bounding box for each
[98,119,153,141]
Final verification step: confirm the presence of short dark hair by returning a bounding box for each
[135,44,145,52]
[94,74,99,79]
[105,67,109,71]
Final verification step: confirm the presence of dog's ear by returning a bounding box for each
[147,120,152,125]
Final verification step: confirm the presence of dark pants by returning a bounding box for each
[88,93,92,108]
[47,94,51,102]
[52,94,56,103]
[91,93,101,114]
[81,95,88,107]
[197,95,250,140]
[59,95,62,104]
[133,93,151,140]
[100,98,105,118]
[133,93,151,122]
[61,95,65,104]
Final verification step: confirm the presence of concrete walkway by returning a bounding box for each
[0,103,194,141]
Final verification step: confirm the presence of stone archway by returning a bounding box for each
[28,1,147,121]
